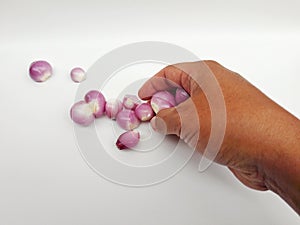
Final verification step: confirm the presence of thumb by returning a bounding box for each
[150,107,181,135]
[150,98,200,149]
[150,97,195,136]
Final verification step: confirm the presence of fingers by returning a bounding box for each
[138,64,192,100]
[150,98,198,138]
[150,107,181,136]
[138,61,219,100]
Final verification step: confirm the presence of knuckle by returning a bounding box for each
[204,60,220,66]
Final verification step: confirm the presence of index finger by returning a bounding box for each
[138,64,192,100]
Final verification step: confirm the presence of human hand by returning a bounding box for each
[139,61,300,213]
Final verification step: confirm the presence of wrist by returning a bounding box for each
[258,108,300,214]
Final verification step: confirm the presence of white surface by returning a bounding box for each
[0,0,299,224]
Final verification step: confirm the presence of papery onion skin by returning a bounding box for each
[84,90,106,118]
[116,130,140,150]
[70,101,95,126]
[123,94,141,110]
[135,103,154,121]
[70,67,86,83]
[175,88,189,105]
[105,99,123,120]
[116,109,141,130]
[29,60,52,82]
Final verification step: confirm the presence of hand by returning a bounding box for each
[138,61,300,214]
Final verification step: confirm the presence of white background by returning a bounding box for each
[0,0,299,224]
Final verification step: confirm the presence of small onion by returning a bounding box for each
[70,67,86,83]
[116,130,140,150]
[84,90,106,118]
[105,99,123,120]
[116,109,140,130]
[70,101,95,126]
[29,60,52,82]
[123,94,141,110]
[150,91,176,114]
[135,103,154,121]
[153,91,176,106]
[175,88,189,105]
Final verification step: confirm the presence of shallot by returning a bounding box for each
[29,60,52,82]
[70,67,86,83]
[135,103,154,121]
[150,91,175,113]
[105,99,123,119]
[70,101,95,126]
[84,90,106,118]
[123,94,141,110]
[116,109,140,130]
[116,130,140,150]
[175,88,189,105]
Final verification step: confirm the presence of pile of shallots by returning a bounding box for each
[70,89,189,150]
[28,59,190,150]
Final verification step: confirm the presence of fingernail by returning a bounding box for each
[151,116,167,134]
[150,116,157,131]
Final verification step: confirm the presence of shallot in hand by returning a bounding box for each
[135,103,154,121]
[175,88,189,105]
[150,91,176,113]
